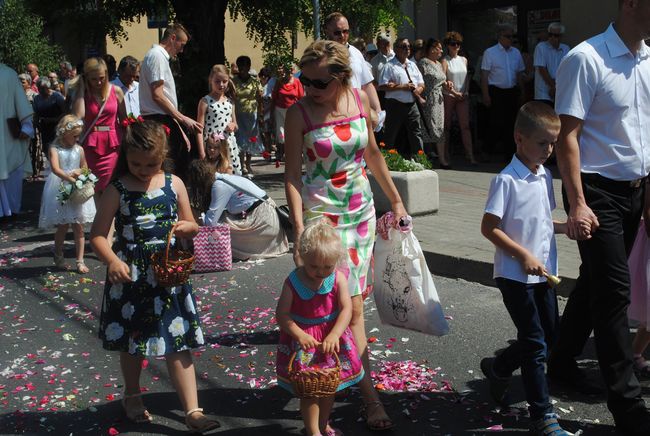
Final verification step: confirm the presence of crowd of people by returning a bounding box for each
[1,1,650,435]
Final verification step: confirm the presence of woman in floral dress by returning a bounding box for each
[284,40,407,431]
[417,38,448,167]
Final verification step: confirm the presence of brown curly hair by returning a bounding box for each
[444,31,464,45]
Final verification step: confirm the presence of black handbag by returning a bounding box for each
[275,204,293,235]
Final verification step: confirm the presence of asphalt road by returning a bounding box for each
[0,178,642,435]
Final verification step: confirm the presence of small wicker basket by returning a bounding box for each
[68,182,95,205]
[151,223,195,287]
[289,351,341,398]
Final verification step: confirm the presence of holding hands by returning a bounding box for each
[567,204,599,240]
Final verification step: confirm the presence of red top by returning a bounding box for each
[83,85,120,155]
[272,77,304,109]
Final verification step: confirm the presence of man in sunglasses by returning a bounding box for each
[324,12,382,126]
[480,23,525,160]
[378,37,425,158]
[533,22,569,106]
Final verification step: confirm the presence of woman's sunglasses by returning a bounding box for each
[448,41,461,47]
[299,75,335,90]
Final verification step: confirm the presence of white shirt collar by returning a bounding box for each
[153,44,170,61]
[511,154,546,180]
[604,22,650,59]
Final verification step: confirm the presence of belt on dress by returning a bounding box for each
[581,172,645,189]
[229,195,269,219]
[93,125,112,132]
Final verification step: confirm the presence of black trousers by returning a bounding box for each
[554,173,645,415]
[383,98,423,158]
[485,85,519,156]
[141,113,196,182]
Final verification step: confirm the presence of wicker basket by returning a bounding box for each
[289,351,341,398]
[151,223,195,287]
[68,182,95,205]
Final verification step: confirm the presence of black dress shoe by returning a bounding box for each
[547,359,603,395]
[614,404,650,436]
[439,163,452,170]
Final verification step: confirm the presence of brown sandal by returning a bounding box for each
[122,392,153,424]
[185,407,220,434]
[360,400,394,431]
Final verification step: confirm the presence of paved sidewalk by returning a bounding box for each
[250,158,580,295]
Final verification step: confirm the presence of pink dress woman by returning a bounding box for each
[276,270,364,394]
[83,85,120,190]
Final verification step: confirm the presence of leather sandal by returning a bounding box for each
[185,407,220,434]
[121,392,153,424]
[360,400,394,431]
[76,260,89,274]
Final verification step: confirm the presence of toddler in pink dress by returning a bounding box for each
[276,219,363,436]
[628,212,650,376]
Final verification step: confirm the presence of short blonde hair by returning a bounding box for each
[299,40,351,88]
[162,23,191,41]
[514,101,561,137]
[299,219,346,264]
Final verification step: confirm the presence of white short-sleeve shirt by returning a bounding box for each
[139,44,177,116]
[370,51,395,82]
[481,43,525,89]
[378,57,424,103]
[555,24,650,181]
[533,41,569,101]
[484,155,557,284]
[348,44,373,89]
[111,77,140,117]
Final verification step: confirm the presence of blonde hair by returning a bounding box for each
[206,132,232,174]
[208,64,236,100]
[82,57,110,101]
[298,219,346,264]
[55,114,83,140]
[514,101,561,137]
[162,22,191,41]
[299,40,352,88]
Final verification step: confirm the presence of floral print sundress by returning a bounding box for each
[296,89,376,297]
[98,173,204,356]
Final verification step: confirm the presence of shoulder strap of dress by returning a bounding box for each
[112,178,127,195]
[164,172,172,188]
[295,101,314,131]
[352,88,366,119]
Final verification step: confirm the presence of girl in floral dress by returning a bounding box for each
[284,40,407,431]
[276,219,363,436]
[90,120,219,433]
[196,64,242,175]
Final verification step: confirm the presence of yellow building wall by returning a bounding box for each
[106,15,314,73]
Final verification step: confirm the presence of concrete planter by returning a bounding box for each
[367,169,439,216]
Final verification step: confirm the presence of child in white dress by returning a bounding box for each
[39,114,96,273]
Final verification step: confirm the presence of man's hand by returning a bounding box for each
[181,115,203,134]
[483,94,492,107]
[567,203,599,240]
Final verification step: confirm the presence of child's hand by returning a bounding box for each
[70,169,82,178]
[225,122,237,133]
[173,220,198,238]
[522,253,547,277]
[320,333,340,354]
[298,333,320,351]
[108,259,132,284]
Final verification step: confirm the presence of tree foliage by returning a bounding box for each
[0,0,64,73]
[229,0,406,72]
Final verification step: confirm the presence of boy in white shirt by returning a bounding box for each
[480,102,582,435]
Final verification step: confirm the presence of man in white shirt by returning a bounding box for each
[533,22,569,105]
[378,37,425,158]
[481,23,525,159]
[111,56,140,117]
[549,1,650,433]
[370,32,394,82]
[140,22,202,181]
[324,12,382,123]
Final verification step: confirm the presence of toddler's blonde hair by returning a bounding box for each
[299,218,346,264]
[55,114,84,140]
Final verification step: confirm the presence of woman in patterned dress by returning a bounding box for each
[417,38,448,167]
[284,40,407,431]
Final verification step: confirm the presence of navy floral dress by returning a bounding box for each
[99,173,204,356]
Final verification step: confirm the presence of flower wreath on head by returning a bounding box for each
[120,113,170,136]
[56,119,84,136]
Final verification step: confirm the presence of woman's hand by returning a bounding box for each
[298,333,320,351]
[320,333,340,354]
[173,220,198,239]
[391,202,408,228]
[108,259,131,284]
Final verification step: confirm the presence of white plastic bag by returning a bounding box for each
[373,217,449,336]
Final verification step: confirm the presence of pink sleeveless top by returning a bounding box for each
[83,85,120,155]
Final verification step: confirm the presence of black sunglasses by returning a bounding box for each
[333,29,350,37]
[548,32,562,38]
[299,75,335,90]
[502,34,514,39]
[448,41,460,46]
